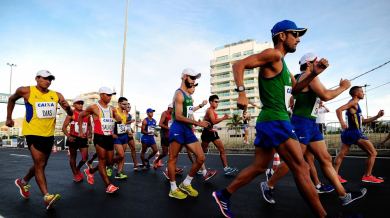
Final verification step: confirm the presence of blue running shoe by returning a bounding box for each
[333,213,362,218]
[197,169,203,175]
[316,183,334,194]
[260,182,275,204]
[341,188,367,206]
[212,190,234,218]
[265,168,274,181]
[224,167,238,175]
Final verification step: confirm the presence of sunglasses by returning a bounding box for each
[213,101,219,103]
[120,102,129,105]
[285,31,299,38]
[75,102,84,105]
[105,94,113,97]
[188,75,197,80]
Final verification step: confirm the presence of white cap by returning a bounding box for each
[73,97,84,103]
[168,103,173,108]
[299,53,321,65]
[98,87,116,95]
[36,70,55,80]
[181,68,201,79]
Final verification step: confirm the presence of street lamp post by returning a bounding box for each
[363,84,370,118]
[120,0,129,97]
[7,63,17,140]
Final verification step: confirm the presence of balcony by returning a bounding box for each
[210,71,258,84]
[211,85,236,93]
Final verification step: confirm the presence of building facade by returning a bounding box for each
[210,39,273,125]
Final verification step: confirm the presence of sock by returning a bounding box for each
[339,194,347,199]
[266,182,274,189]
[170,181,177,191]
[165,167,168,171]
[21,178,28,185]
[43,193,50,200]
[183,175,194,186]
[202,169,207,177]
[315,183,321,189]
[222,188,232,200]
[106,183,111,188]
[224,166,228,171]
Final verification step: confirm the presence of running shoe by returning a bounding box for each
[316,183,334,194]
[142,164,150,170]
[212,190,234,218]
[169,188,187,199]
[134,165,143,171]
[204,170,217,181]
[362,175,384,183]
[224,167,238,175]
[85,161,93,169]
[84,169,94,185]
[163,168,170,179]
[265,168,274,181]
[115,172,128,179]
[338,175,347,183]
[73,174,82,182]
[144,158,150,166]
[332,213,362,218]
[260,182,275,204]
[175,167,184,174]
[106,166,113,176]
[15,179,30,198]
[106,184,119,193]
[179,183,198,197]
[78,170,84,180]
[341,188,367,206]
[45,194,61,209]
[113,163,119,170]
[197,169,203,175]
[152,160,158,171]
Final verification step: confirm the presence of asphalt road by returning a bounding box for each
[0,148,389,218]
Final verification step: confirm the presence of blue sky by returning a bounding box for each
[1,0,390,122]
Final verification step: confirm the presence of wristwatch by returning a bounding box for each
[235,86,245,92]
[199,104,203,108]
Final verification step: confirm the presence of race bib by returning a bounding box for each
[75,122,88,133]
[126,124,131,132]
[35,102,56,119]
[117,124,127,134]
[284,86,292,110]
[100,118,115,136]
[168,120,173,128]
[148,126,155,135]
[187,106,194,119]
[212,124,218,131]
[310,97,320,117]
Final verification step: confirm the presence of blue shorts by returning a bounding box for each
[341,129,369,145]
[141,135,156,147]
[291,115,324,146]
[137,132,143,139]
[168,121,198,145]
[113,134,128,145]
[243,124,249,131]
[254,120,298,148]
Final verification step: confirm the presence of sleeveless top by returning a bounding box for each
[292,72,320,120]
[257,58,292,123]
[126,114,132,133]
[345,100,362,130]
[114,108,127,135]
[22,86,59,137]
[205,107,218,132]
[160,110,172,138]
[70,110,89,136]
[144,117,156,136]
[93,102,115,136]
[172,88,193,129]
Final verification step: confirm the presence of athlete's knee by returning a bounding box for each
[219,146,226,154]
[367,149,377,157]
[34,160,47,169]
[196,155,206,164]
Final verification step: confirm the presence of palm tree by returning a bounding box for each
[226,113,243,136]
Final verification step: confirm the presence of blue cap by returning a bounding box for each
[146,108,155,113]
[271,20,307,38]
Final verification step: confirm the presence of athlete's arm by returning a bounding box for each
[111,106,122,122]
[141,119,150,135]
[336,100,357,129]
[87,115,93,139]
[159,112,169,130]
[57,92,73,117]
[291,58,329,95]
[308,77,350,101]
[78,105,95,138]
[233,49,280,110]
[362,110,384,124]
[322,105,330,113]
[62,115,75,142]
[289,96,294,108]
[174,91,210,128]
[6,86,29,127]
[207,109,228,125]
[193,100,207,112]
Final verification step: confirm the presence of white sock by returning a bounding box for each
[165,167,168,171]
[202,169,207,176]
[43,193,49,200]
[315,183,321,189]
[183,175,193,186]
[224,166,228,171]
[21,178,28,185]
[170,181,177,191]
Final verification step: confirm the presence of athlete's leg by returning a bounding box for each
[87,152,98,165]
[201,141,210,153]
[308,141,346,197]
[69,147,78,175]
[76,147,89,171]
[356,139,377,176]
[113,144,125,169]
[127,139,138,165]
[156,145,168,162]
[381,132,390,144]
[168,141,181,182]
[184,141,206,177]
[267,143,307,187]
[28,145,51,196]
[140,143,148,165]
[212,139,228,168]
[95,144,113,185]
[117,144,127,172]
[185,145,196,163]
[333,143,350,174]
[304,149,320,186]
[147,144,158,160]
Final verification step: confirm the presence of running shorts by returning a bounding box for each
[254,120,298,148]
[141,135,156,147]
[168,121,198,145]
[113,134,128,145]
[341,129,369,145]
[291,115,324,146]
[94,133,114,151]
[26,135,54,155]
[201,129,220,143]
[67,136,88,149]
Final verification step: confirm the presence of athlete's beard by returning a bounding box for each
[184,77,193,88]
[283,39,296,53]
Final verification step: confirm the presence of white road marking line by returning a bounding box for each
[10,154,29,157]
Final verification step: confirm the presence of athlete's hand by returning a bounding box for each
[112,134,118,139]
[79,132,86,138]
[131,119,135,123]
[223,113,229,119]
[69,136,76,143]
[312,58,329,75]
[197,121,211,128]
[341,122,348,129]
[339,79,351,90]
[6,119,14,127]
[377,110,385,118]
[237,94,250,111]
[202,100,207,107]
[128,132,133,137]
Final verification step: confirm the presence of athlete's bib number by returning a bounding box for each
[126,124,132,132]
[35,102,56,119]
[284,86,292,110]
[75,122,88,133]
[117,124,127,134]
[148,126,155,135]
[187,106,194,119]
[310,97,320,117]
[168,120,173,128]
[100,118,115,136]
[212,124,218,131]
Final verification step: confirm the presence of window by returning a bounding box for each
[217,73,230,79]
[243,50,254,56]
[216,64,230,70]
[244,79,255,84]
[216,55,228,62]
[232,52,241,58]
[218,91,230,96]
[219,100,230,106]
[244,69,255,75]
[217,82,231,88]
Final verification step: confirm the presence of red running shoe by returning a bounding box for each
[15,179,30,198]
[106,184,119,193]
[175,168,184,174]
[362,175,384,183]
[84,169,94,184]
[73,173,82,182]
[163,168,170,179]
[78,170,84,180]
[45,194,61,209]
[204,170,217,181]
[338,175,347,183]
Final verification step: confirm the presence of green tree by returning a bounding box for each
[226,113,243,135]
